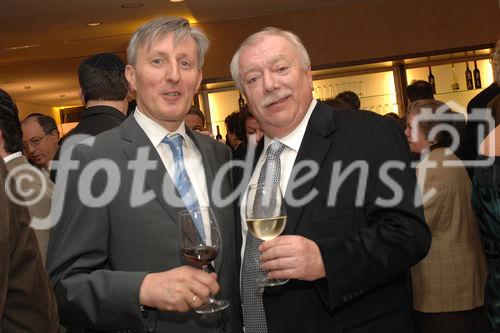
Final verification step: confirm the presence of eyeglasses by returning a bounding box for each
[23,133,50,149]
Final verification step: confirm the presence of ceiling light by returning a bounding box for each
[87,21,102,27]
[121,2,143,8]
[5,44,40,51]
[170,0,184,2]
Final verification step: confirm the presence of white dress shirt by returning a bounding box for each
[240,99,317,260]
[134,108,209,208]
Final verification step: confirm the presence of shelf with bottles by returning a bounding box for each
[313,70,399,115]
[405,58,494,114]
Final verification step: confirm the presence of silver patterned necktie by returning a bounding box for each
[162,134,204,239]
[241,140,286,333]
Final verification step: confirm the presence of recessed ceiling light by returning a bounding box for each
[121,2,143,9]
[87,21,102,27]
[170,0,184,2]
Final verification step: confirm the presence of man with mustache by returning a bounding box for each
[231,27,431,332]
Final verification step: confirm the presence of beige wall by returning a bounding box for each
[197,0,500,81]
[16,101,59,122]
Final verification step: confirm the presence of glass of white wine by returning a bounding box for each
[245,183,288,287]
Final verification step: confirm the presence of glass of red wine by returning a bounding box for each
[179,206,230,314]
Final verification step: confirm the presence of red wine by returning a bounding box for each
[238,92,246,110]
[465,62,474,90]
[215,125,223,140]
[183,246,218,266]
[473,60,482,89]
[428,67,436,94]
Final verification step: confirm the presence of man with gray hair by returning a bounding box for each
[47,17,242,332]
[232,27,430,332]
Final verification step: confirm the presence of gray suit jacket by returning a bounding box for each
[47,116,242,333]
[5,154,54,265]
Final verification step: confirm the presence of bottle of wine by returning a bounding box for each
[451,64,460,91]
[473,60,482,89]
[428,67,436,94]
[215,125,222,140]
[238,93,245,110]
[465,62,474,90]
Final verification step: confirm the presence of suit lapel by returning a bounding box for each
[284,102,335,235]
[120,116,184,224]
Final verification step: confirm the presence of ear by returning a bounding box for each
[50,129,60,141]
[195,70,203,93]
[79,88,85,105]
[125,64,137,91]
[307,68,313,91]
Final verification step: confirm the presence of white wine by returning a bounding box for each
[246,216,287,241]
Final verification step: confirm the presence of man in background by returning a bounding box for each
[0,89,54,263]
[21,113,59,175]
[61,52,129,142]
[184,105,206,132]
[52,52,129,182]
[0,157,59,332]
[224,111,245,156]
[334,90,361,109]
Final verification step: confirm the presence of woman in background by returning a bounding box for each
[472,95,500,332]
[405,99,487,333]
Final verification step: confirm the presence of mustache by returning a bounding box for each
[261,91,292,108]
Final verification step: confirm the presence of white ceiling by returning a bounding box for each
[0,0,364,108]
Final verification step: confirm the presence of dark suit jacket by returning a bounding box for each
[0,160,60,332]
[52,105,127,182]
[254,102,430,332]
[47,116,242,333]
[458,82,500,178]
[61,105,127,144]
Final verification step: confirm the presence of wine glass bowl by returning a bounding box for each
[245,183,288,287]
[178,206,229,314]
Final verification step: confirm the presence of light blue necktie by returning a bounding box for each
[162,134,205,239]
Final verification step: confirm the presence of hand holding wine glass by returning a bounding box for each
[245,183,288,287]
[179,206,230,313]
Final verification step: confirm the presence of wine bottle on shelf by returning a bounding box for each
[238,92,246,110]
[427,67,436,94]
[473,60,482,89]
[215,125,223,140]
[465,62,474,90]
[451,64,460,91]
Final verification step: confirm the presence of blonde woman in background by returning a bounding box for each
[405,99,487,332]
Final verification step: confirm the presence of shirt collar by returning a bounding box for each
[133,107,189,148]
[3,151,22,163]
[263,99,317,153]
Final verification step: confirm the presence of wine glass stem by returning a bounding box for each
[202,265,216,303]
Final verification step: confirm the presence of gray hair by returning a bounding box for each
[127,16,210,70]
[493,39,500,83]
[230,27,311,89]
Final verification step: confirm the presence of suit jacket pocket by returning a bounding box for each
[310,207,356,237]
[311,207,355,223]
